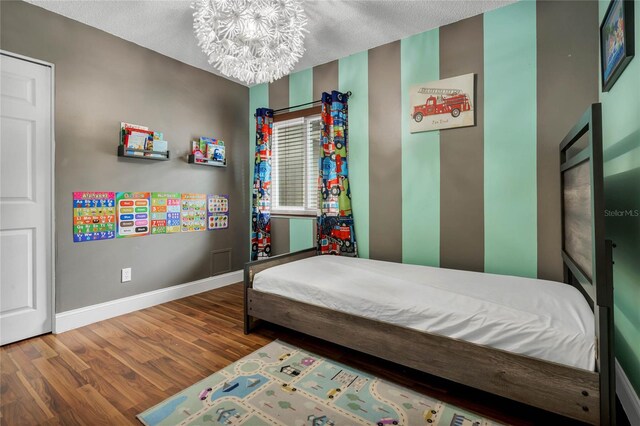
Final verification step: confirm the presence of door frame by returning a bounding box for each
[1,50,56,335]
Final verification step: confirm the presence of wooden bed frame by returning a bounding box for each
[244,103,614,425]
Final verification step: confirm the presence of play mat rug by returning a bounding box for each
[138,340,505,426]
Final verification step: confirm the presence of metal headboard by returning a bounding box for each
[560,103,613,309]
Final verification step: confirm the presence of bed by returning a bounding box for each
[244,104,615,425]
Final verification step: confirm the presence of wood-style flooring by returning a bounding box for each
[0,283,622,425]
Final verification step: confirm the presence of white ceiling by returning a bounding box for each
[27,0,514,86]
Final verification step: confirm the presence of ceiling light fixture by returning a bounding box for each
[192,0,308,85]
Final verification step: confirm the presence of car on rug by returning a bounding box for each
[198,387,213,401]
[326,388,341,399]
[423,408,438,423]
[281,383,297,393]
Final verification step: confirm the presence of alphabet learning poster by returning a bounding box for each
[116,192,151,237]
[72,192,116,242]
[180,193,207,232]
[207,194,229,230]
[151,192,181,234]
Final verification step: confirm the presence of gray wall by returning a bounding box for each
[439,15,485,273]
[536,0,599,280]
[1,1,249,312]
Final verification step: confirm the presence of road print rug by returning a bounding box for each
[138,340,505,426]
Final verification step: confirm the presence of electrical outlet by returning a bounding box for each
[121,267,132,283]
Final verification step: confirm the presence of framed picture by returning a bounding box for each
[409,73,475,133]
[600,0,635,92]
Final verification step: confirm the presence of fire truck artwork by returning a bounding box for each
[412,93,471,121]
[409,73,475,133]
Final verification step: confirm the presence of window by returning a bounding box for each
[272,115,321,216]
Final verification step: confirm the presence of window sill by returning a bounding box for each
[272,213,317,219]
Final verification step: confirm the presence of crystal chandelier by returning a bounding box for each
[192,0,308,85]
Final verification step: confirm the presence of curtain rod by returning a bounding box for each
[271,90,353,114]
[272,99,320,114]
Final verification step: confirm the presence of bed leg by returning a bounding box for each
[244,315,260,335]
[597,241,616,426]
[244,292,259,334]
[244,315,253,335]
[598,306,616,426]
[243,265,256,335]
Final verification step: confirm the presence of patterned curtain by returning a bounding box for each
[317,91,357,256]
[251,108,273,260]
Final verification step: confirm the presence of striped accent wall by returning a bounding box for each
[484,1,538,278]
[440,16,484,272]
[369,42,403,263]
[401,29,440,267]
[249,1,599,280]
[339,52,370,258]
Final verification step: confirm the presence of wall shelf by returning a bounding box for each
[188,154,226,167]
[118,145,170,161]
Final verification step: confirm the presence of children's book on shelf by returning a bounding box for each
[207,143,225,163]
[120,122,168,157]
[150,140,168,158]
[191,140,205,161]
[121,122,152,155]
[128,132,151,155]
[199,137,213,154]
[192,136,225,164]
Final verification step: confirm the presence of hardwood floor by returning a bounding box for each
[0,283,606,425]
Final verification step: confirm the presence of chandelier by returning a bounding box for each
[192,0,308,85]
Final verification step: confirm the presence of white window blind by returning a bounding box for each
[272,115,321,216]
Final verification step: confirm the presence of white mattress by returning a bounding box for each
[253,256,595,371]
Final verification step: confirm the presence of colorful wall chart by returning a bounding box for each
[116,192,151,238]
[180,193,207,232]
[207,194,229,230]
[151,192,181,234]
[73,192,116,242]
[73,191,230,242]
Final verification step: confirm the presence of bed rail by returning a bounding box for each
[244,248,317,334]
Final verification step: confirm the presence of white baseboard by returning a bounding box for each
[54,270,242,334]
[617,359,640,425]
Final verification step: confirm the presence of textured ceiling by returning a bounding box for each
[26,0,514,86]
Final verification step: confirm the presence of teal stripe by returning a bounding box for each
[289,68,313,110]
[289,218,314,251]
[484,1,537,277]
[401,29,440,266]
[288,69,315,251]
[249,84,268,259]
[600,0,640,395]
[339,52,370,258]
